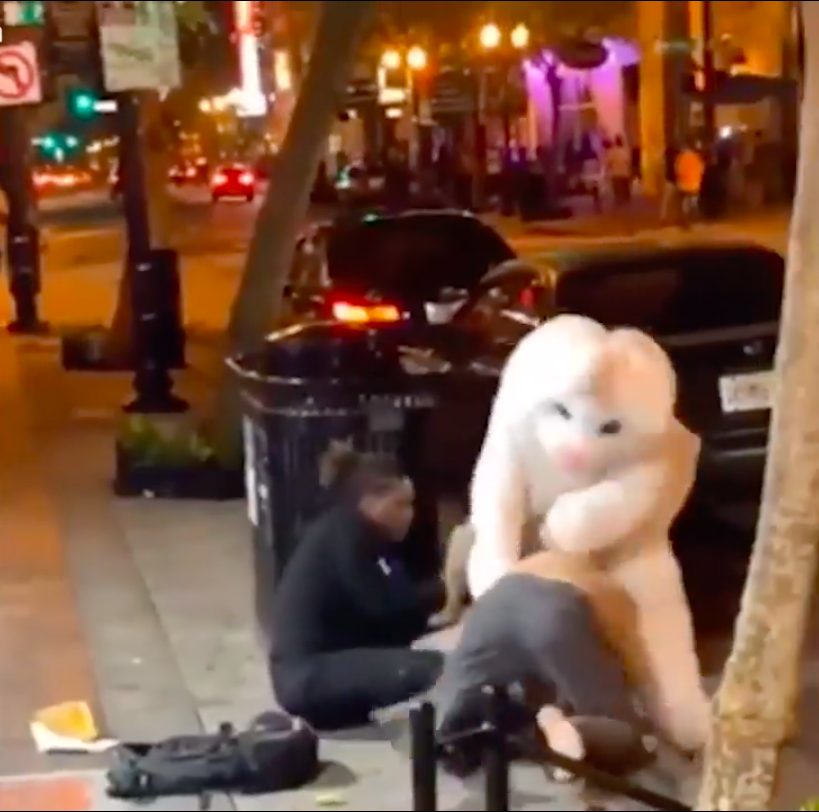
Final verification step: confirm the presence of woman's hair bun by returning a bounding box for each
[319,438,360,488]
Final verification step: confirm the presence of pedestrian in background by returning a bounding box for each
[660,144,680,223]
[605,136,633,207]
[675,142,705,226]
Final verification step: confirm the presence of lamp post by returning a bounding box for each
[479,22,502,51]
[378,46,428,169]
[511,23,530,50]
[476,23,530,212]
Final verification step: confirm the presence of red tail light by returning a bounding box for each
[240,171,254,185]
[332,301,401,323]
[211,172,227,186]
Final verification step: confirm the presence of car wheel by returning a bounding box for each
[246,193,254,202]
[211,194,219,203]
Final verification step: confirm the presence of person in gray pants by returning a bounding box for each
[430,572,651,775]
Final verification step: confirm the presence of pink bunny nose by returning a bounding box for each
[558,445,590,473]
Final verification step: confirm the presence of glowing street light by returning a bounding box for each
[479,22,502,50]
[407,45,427,70]
[381,48,402,69]
[511,23,530,49]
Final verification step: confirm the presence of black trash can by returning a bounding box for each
[229,322,441,642]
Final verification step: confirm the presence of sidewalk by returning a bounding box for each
[491,206,790,255]
[4,334,818,809]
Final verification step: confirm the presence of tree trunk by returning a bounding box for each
[210,0,375,459]
[105,91,174,358]
[695,2,819,808]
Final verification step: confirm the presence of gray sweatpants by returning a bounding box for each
[432,573,639,730]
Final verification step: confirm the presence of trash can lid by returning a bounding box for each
[234,321,404,382]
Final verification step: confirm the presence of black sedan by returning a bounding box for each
[280,210,780,532]
[283,209,516,326]
[416,241,782,534]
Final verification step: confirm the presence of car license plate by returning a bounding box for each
[718,370,773,413]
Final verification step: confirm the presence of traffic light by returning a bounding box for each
[2,1,45,25]
[67,88,98,119]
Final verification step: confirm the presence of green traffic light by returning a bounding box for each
[66,88,99,119]
[3,0,44,25]
[73,93,95,113]
[41,134,57,151]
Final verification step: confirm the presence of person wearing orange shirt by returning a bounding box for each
[674,144,705,224]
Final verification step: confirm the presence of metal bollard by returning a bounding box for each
[482,686,510,811]
[410,702,438,811]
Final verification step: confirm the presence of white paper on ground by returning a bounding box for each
[30,721,119,754]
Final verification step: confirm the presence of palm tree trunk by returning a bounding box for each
[695,2,819,808]
[211,0,376,458]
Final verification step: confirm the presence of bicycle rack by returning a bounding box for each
[409,686,692,811]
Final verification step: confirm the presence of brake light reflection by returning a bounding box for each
[332,301,401,323]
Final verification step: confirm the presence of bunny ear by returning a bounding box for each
[605,328,677,430]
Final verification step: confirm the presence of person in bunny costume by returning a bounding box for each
[440,315,710,754]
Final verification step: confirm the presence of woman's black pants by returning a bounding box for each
[272,647,444,730]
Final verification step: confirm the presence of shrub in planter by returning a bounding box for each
[114,415,243,500]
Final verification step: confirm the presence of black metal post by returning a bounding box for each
[701,0,717,149]
[0,112,47,334]
[482,686,510,811]
[114,92,187,413]
[410,702,438,811]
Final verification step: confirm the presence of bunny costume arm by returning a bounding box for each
[547,459,667,554]
[620,545,711,752]
[467,428,528,599]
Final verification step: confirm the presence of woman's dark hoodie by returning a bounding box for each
[270,503,444,663]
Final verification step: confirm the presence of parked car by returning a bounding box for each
[211,164,256,202]
[416,241,783,531]
[282,212,780,533]
[283,210,516,327]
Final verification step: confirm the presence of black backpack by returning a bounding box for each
[106,713,319,800]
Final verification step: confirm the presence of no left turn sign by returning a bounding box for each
[0,41,42,106]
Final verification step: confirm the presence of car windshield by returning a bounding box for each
[324,215,515,299]
[554,248,783,335]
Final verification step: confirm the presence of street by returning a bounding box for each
[41,186,270,270]
[34,188,790,337]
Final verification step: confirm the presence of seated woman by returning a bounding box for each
[269,446,445,730]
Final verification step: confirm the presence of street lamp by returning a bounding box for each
[381,48,402,69]
[407,45,427,71]
[511,23,530,50]
[479,22,502,50]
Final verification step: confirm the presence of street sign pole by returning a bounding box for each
[114,91,186,413]
[96,1,185,411]
[0,6,46,333]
